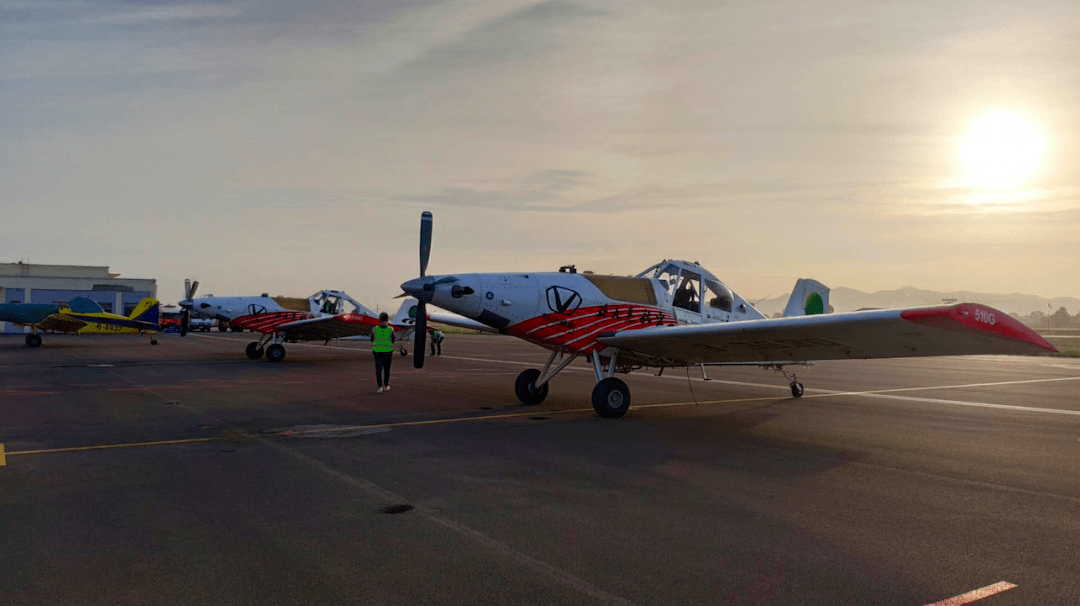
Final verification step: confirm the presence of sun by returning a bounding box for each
[960,111,1044,188]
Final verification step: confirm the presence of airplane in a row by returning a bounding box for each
[0,297,161,347]
[177,280,481,362]
[401,211,1057,418]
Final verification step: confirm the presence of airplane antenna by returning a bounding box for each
[685,366,701,406]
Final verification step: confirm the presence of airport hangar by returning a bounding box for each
[0,262,157,333]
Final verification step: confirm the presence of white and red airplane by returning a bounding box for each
[178,282,423,362]
[401,212,1058,418]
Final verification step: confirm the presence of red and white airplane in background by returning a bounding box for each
[178,282,427,362]
[401,212,1058,418]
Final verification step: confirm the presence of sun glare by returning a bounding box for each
[960,111,1044,189]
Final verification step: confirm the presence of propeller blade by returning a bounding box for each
[394,292,409,299]
[419,211,433,278]
[413,301,427,369]
[189,280,199,299]
[185,279,192,299]
[180,309,189,337]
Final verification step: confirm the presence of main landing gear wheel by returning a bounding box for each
[246,342,264,360]
[592,377,630,418]
[400,348,408,357]
[25,334,42,348]
[265,344,286,363]
[514,368,549,406]
[150,339,158,345]
[790,382,804,398]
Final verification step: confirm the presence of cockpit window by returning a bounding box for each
[706,280,734,312]
[672,271,702,313]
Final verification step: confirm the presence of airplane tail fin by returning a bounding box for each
[391,298,420,327]
[128,298,160,326]
[782,279,830,317]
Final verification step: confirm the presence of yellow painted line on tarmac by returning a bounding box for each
[4,436,217,458]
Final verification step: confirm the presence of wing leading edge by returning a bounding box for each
[596,303,1056,366]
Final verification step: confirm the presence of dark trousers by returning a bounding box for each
[430,338,442,356]
[373,351,392,387]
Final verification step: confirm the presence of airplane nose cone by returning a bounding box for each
[401,278,429,301]
[179,299,192,309]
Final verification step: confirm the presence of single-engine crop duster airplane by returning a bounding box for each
[0,297,160,347]
[179,282,433,362]
[401,211,1058,418]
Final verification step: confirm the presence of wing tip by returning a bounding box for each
[901,303,1059,353]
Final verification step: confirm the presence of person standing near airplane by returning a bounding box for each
[430,328,444,357]
[370,312,395,393]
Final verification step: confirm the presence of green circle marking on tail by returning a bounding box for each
[805,293,824,315]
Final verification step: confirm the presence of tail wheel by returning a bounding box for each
[514,368,549,406]
[26,334,42,348]
[591,377,630,418]
[245,342,264,360]
[265,344,286,362]
[790,383,804,398]
[400,348,408,357]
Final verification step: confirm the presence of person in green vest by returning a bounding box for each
[370,312,395,393]
[430,328,444,357]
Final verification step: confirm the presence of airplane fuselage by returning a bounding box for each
[402,261,766,358]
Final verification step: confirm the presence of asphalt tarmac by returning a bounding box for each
[1,332,1078,605]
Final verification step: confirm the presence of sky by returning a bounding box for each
[2,0,1078,310]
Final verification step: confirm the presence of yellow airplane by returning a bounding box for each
[0,297,160,347]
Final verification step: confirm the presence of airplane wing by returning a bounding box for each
[595,304,1056,366]
[36,314,90,333]
[272,313,381,341]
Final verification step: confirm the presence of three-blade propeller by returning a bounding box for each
[181,279,199,337]
[413,211,433,369]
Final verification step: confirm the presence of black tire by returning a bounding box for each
[151,339,158,345]
[591,377,631,418]
[218,322,228,332]
[265,344,286,362]
[231,325,243,333]
[245,342,264,360]
[790,382,804,398]
[400,348,408,357]
[26,334,42,348]
[514,368,549,406]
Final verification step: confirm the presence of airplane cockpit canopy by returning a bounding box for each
[637,261,734,314]
[309,290,374,317]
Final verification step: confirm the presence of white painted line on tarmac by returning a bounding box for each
[923,581,1017,605]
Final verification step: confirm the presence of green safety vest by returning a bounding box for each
[372,325,394,353]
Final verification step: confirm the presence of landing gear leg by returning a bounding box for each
[590,350,630,418]
[514,349,577,406]
[246,334,271,360]
[771,365,804,398]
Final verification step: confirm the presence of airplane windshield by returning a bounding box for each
[706,280,734,312]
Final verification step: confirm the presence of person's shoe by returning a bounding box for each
[377,387,384,394]
[384,385,390,392]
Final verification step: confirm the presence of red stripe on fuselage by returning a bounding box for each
[509,305,676,354]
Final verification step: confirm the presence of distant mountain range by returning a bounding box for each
[751,286,1080,317]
